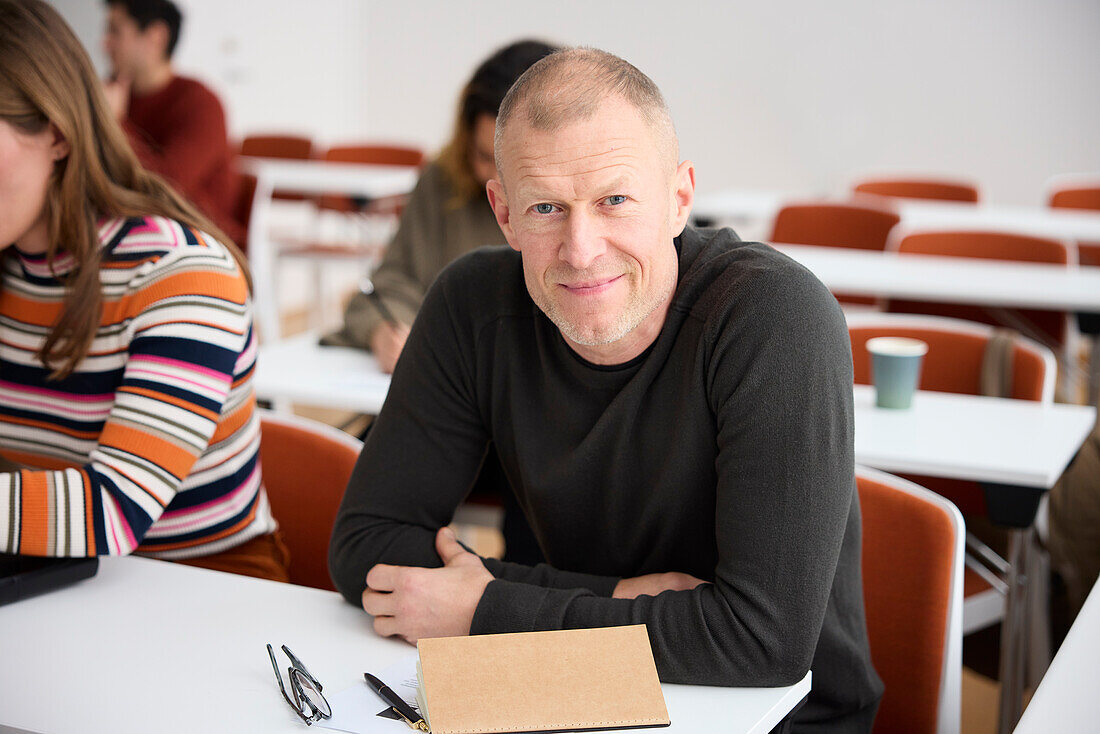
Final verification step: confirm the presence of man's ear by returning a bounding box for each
[49,124,70,162]
[669,160,696,237]
[486,178,520,252]
[146,19,171,61]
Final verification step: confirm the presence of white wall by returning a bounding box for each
[53,0,1100,205]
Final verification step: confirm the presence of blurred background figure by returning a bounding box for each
[325,39,558,373]
[101,0,244,244]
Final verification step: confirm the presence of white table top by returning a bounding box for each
[240,156,420,199]
[691,189,1100,244]
[256,332,391,415]
[1012,578,1100,732]
[0,557,809,734]
[773,243,1100,311]
[853,384,1095,489]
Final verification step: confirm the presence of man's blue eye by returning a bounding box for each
[534,203,555,214]
[606,195,627,205]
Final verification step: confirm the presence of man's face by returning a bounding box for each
[487,96,694,364]
[102,5,160,78]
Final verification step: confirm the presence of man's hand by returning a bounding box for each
[102,75,131,121]
[370,321,410,374]
[362,527,492,643]
[613,572,708,599]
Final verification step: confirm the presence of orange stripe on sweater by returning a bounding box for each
[123,271,248,313]
[97,423,199,485]
[0,293,65,327]
[83,472,96,555]
[210,401,253,444]
[18,471,50,556]
[118,385,220,423]
[2,450,81,471]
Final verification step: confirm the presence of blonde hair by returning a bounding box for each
[0,0,249,379]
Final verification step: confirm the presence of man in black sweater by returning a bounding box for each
[329,48,882,732]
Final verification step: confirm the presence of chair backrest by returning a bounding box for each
[1046,179,1100,267]
[884,229,1074,349]
[770,200,902,251]
[240,134,313,160]
[258,410,363,591]
[1046,178,1100,212]
[318,144,425,212]
[770,200,902,304]
[853,178,980,203]
[847,312,1056,402]
[324,144,425,168]
[858,466,964,734]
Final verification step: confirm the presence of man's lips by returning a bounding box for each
[559,274,623,295]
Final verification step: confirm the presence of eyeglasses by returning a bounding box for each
[267,643,332,726]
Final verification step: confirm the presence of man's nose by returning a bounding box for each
[558,211,605,270]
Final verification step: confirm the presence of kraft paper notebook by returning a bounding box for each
[414,624,670,734]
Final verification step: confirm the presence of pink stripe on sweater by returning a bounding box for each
[156,468,259,532]
[131,355,228,383]
[0,380,112,403]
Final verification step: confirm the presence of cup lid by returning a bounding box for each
[865,336,929,357]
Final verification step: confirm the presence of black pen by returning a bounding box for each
[358,276,400,327]
[364,672,429,732]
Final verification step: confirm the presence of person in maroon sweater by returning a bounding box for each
[101,0,244,245]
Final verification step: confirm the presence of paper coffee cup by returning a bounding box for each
[866,337,928,409]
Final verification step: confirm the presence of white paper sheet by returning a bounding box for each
[318,652,423,734]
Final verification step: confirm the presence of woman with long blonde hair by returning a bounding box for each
[0,0,286,580]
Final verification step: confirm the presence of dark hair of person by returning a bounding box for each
[437,39,557,206]
[0,0,247,380]
[105,0,183,58]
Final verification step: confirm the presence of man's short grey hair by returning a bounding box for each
[494,47,678,172]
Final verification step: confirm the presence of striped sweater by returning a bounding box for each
[0,216,276,558]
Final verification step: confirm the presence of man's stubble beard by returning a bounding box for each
[529,258,677,348]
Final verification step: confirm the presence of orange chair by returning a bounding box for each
[239,134,314,202]
[848,312,1055,636]
[853,178,980,203]
[770,201,901,305]
[884,229,1075,353]
[240,134,313,160]
[1047,178,1100,401]
[858,466,963,734]
[318,144,425,213]
[258,410,362,591]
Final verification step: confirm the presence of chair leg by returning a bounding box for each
[997,528,1030,734]
[1025,538,1052,690]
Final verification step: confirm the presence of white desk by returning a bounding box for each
[242,157,421,343]
[691,189,1100,245]
[853,385,1095,489]
[0,557,810,734]
[1013,579,1100,733]
[255,331,390,415]
[773,244,1100,312]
